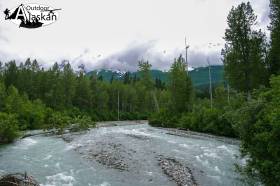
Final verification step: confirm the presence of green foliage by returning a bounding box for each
[222,2,268,95]
[0,112,19,143]
[3,61,18,88]
[218,2,280,184]
[237,76,280,185]
[0,59,162,137]
[268,0,280,75]
[69,115,95,132]
[45,111,71,134]
[169,55,193,113]
[0,81,6,110]
[138,60,153,91]
[149,55,194,128]
[28,99,48,129]
[0,59,169,143]
[178,99,238,137]
[86,66,225,88]
[148,80,246,137]
[73,72,91,110]
[4,86,47,130]
[137,60,158,113]
[149,109,178,128]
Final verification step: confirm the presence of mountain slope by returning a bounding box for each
[87,65,224,87]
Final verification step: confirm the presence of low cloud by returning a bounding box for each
[72,41,223,72]
[189,50,222,68]
[0,0,268,71]
[97,41,156,71]
[0,41,223,72]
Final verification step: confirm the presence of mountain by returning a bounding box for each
[86,65,224,87]
[189,65,224,87]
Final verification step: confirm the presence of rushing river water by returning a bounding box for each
[0,121,255,186]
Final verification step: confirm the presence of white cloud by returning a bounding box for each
[0,0,270,70]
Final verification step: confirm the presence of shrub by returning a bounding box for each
[70,115,95,132]
[178,100,237,137]
[45,111,71,134]
[28,99,47,129]
[149,109,179,128]
[0,112,19,143]
[237,76,280,185]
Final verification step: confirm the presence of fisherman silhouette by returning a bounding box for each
[4,8,10,20]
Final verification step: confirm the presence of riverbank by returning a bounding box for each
[95,120,240,145]
[96,120,147,128]
[14,120,241,147]
[156,127,240,145]
[4,119,239,145]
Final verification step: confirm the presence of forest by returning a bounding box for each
[0,1,280,186]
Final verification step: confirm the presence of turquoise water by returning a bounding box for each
[0,124,256,186]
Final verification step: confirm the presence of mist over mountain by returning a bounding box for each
[71,41,223,72]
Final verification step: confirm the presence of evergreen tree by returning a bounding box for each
[268,0,280,75]
[98,75,103,81]
[169,55,193,113]
[73,72,91,110]
[4,86,23,114]
[45,62,64,109]
[62,62,76,107]
[138,60,156,112]
[0,61,3,77]
[222,2,267,97]
[155,78,165,90]
[110,74,115,84]
[90,74,98,109]
[123,72,131,84]
[0,81,5,111]
[138,60,153,90]
[4,61,18,88]
[132,74,138,84]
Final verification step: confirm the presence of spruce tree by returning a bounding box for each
[268,0,280,75]
[222,2,267,97]
[169,55,193,113]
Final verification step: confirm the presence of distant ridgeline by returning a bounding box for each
[87,65,224,88]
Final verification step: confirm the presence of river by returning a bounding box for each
[0,121,257,186]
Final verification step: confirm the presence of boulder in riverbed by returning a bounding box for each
[0,173,39,186]
[158,156,197,186]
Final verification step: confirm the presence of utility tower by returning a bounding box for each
[185,37,190,75]
[207,58,213,109]
[118,90,120,121]
[227,83,230,104]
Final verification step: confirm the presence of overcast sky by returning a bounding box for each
[0,0,270,71]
